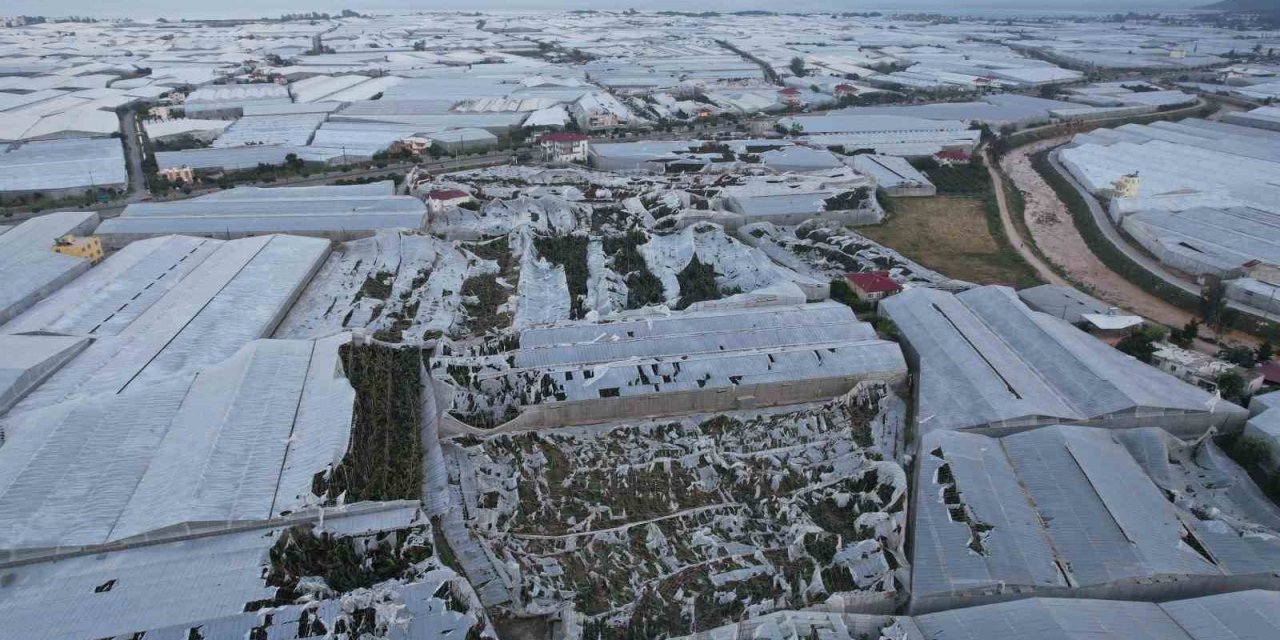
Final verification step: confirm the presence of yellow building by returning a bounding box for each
[52,235,103,264]
[159,165,195,184]
[1113,172,1140,199]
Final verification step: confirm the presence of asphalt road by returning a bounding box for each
[4,121,777,226]
[1047,147,1273,335]
[117,110,147,200]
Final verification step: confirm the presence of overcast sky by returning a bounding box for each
[7,0,1210,21]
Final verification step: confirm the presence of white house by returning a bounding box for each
[425,188,473,214]
[539,132,589,163]
[1152,342,1265,398]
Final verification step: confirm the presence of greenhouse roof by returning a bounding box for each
[881,286,1238,434]
[0,333,354,551]
[8,234,330,414]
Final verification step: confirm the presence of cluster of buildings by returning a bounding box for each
[1184,63,1280,104]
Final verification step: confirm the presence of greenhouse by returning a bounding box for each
[881,286,1244,436]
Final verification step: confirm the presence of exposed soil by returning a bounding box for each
[999,138,1256,347]
[1002,137,1188,319]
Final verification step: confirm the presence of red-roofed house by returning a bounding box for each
[933,149,971,165]
[540,131,590,163]
[1257,361,1280,387]
[779,87,803,108]
[845,271,903,301]
[426,188,472,213]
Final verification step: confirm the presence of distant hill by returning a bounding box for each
[1199,0,1279,11]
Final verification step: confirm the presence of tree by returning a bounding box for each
[1141,322,1169,343]
[1116,328,1158,363]
[873,317,900,342]
[1171,318,1199,349]
[1216,370,1246,404]
[1199,276,1237,339]
[789,56,807,78]
[830,278,873,313]
[1228,435,1270,470]
[1220,344,1258,368]
[1259,341,1275,364]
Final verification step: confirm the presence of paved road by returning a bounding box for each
[117,110,147,200]
[984,147,1071,289]
[5,123,777,226]
[1047,149,1201,299]
[717,39,780,83]
[1047,147,1270,339]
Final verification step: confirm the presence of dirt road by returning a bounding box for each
[995,139,1257,347]
[985,148,1069,289]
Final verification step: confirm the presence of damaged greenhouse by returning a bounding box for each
[434,302,906,430]
[445,382,911,637]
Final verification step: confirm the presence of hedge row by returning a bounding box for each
[1030,148,1278,338]
[1030,149,1199,311]
[1005,102,1215,149]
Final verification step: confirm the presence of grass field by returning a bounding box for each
[862,195,1041,288]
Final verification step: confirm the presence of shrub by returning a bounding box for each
[534,235,590,319]
[316,343,424,503]
[674,256,720,309]
[1116,328,1158,363]
[603,231,663,309]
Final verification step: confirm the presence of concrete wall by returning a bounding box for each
[491,369,908,431]
[955,407,1247,441]
[882,184,937,197]
[97,226,395,250]
[909,573,1280,615]
[737,208,884,227]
